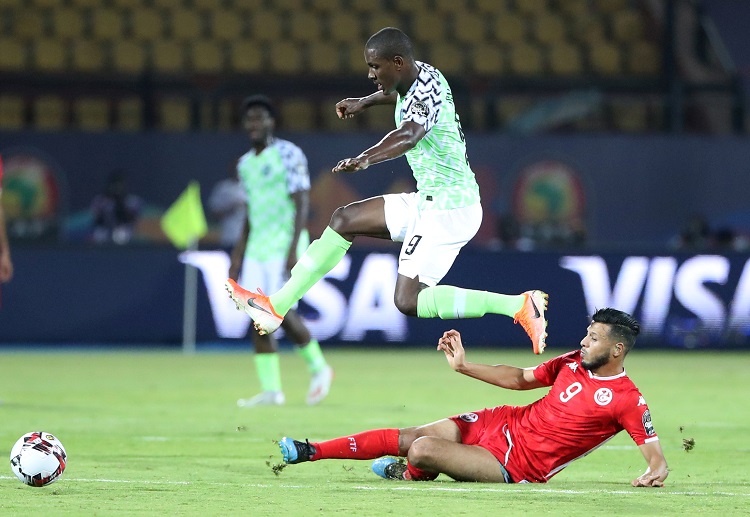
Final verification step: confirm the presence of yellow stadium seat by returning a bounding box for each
[453,12,487,45]
[611,10,645,43]
[328,12,361,44]
[74,97,110,131]
[71,40,106,72]
[210,10,244,42]
[152,40,186,73]
[433,0,470,14]
[111,39,147,73]
[588,41,622,76]
[115,97,143,131]
[152,0,182,9]
[91,8,124,41]
[268,41,303,75]
[361,104,396,131]
[492,13,526,45]
[475,0,511,15]
[111,0,143,8]
[234,0,264,10]
[592,0,629,14]
[508,42,544,76]
[0,96,25,129]
[555,0,588,17]
[412,12,446,44]
[343,44,366,74]
[626,41,661,76]
[569,14,606,44]
[532,13,567,45]
[430,42,464,76]
[471,43,504,76]
[158,97,192,131]
[309,0,341,13]
[229,40,263,73]
[249,10,282,42]
[321,96,352,132]
[273,0,305,10]
[515,0,549,16]
[52,8,84,40]
[30,0,62,6]
[68,0,100,8]
[307,41,342,75]
[288,12,323,43]
[190,40,224,73]
[33,95,67,130]
[131,8,164,41]
[193,0,223,10]
[364,14,403,39]
[548,42,583,75]
[0,38,27,71]
[280,98,317,131]
[171,8,203,41]
[14,10,46,41]
[31,38,67,72]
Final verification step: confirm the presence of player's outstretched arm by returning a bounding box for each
[632,441,668,487]
[437,330,544,391]
[332,120,425,173]
[336,91,398,119]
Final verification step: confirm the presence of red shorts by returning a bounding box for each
[449,406,519,482]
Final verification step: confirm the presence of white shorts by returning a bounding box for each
[238,257,298,310]
[383,192,482,286]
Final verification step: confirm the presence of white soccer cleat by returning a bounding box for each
[237,391,285,408]
[306,365,334,406]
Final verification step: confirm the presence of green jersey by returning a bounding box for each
[237,138,310,261]
[395,61,480,210]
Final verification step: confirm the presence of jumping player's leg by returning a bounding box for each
[270,197,390,316]
[387,198,548,352]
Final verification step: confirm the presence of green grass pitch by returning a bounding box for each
[0,346,748,516]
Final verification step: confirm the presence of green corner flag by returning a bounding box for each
[161,181,208,249]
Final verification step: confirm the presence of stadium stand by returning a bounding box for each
[0,0,740,133]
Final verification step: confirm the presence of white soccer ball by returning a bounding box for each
[9,432,67,487]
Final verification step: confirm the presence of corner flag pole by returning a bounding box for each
[182,240,199,354]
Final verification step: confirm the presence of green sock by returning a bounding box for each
[296,339,327,374]
[416,285,525,319]
[270,227,352,315]
[254,353,282,392]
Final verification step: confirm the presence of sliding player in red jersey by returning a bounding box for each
[279,308,668,486]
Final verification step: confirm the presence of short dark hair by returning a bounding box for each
[241,94,276,119]
[366,27,414,60]
[592,308,640,353]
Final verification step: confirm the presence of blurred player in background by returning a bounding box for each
[229,95,333,407]
[279,308,669,487]
[226,27,549,354]
[0,154,13,284]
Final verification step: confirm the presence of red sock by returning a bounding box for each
[405,462,439,481]
[311,428,400,461]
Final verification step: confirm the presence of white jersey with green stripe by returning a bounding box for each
[237,137,310,261]
[395,61,480,210]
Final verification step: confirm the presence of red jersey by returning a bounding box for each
[495,350,658,482]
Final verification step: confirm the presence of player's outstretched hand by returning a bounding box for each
[332,157,369,173]
[631,471,665,487]
[437,329,466,371]
[335,98,366,119]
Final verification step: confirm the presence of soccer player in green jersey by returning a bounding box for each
[228,95,333,407]
[226,28,549,354]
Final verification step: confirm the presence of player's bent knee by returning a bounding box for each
[407,436,438,467]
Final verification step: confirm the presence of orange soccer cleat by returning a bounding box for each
[514,290,549,354]
[225,278,283,335]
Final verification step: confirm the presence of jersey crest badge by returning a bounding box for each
[642,409,656,436]
[459,413,478,423]
[410,101,429,118]
[593,387,613,406]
